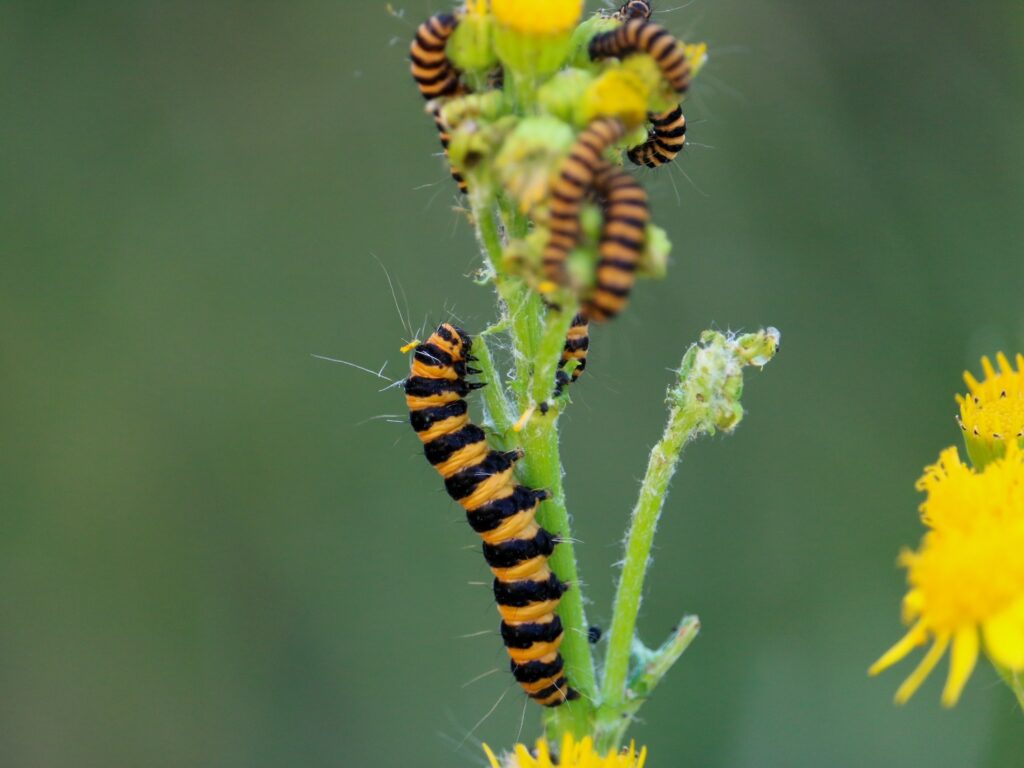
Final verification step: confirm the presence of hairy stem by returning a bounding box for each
[596,381,703,738]
[472,333,516,447]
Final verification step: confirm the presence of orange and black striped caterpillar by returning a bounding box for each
[405,323,579,707]
[592,13,691,169]
[544,133,652,308]
[550,158,650,396]
[410,14,468,194]
[589,18,692,94]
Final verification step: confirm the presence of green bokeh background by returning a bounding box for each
[4,1,1023,765]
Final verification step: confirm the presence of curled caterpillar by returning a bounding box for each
[589,19,692,94]
[616,0,653,20]
[405,324,579,707]
[551,160,650,399]
[543,118,627,285]
[411,14,468,193]
[627,104,687,168]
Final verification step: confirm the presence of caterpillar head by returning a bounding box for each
[433,323,473,362]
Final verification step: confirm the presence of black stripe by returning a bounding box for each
[607,214,648,230]
[596,282,632,298]
[658,124,687,138]
[444,450,516,500]
[599,257,639,273]
[413,34,446,54]
[527,678,571,701]
[466,485,543,532]
[415,68,455,87]
[423,424,486,465]
[500,617,563,649]
[511,655,564,683]
[404,375,470,398]
[493,573,566,607]
[483,528,556,568]
[563,336,590,352]
[651,108,684,126]
[409,400,467,433]
[413,342,453,368]
[601,234,644,251]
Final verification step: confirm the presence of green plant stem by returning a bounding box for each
[995,663,1024,711]
[595,374,705,744]
[471,333,515,446]
[471,191,599,740]
[596,617,701,750]
[517,411,596,739]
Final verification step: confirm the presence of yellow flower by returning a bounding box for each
[870,445,1024,706]
[956,352,1024,466]
[581,69,650,127]
[484,734,647,768]
[491,0,584,37]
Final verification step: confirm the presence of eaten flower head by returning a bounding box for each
[484,734,646,768]
[869,445,1024,706]
[957,352,1024,467]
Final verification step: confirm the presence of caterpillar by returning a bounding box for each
[615,0,653,20]
[553,313,590,399]
[542,118,628,286]
[405,323,579,708]
[589,19,692,94]
[430,103,469,194]
[411,13,468,193]
[583,161,650,321]
[550,160,650,399]
[626,104,687,168]
[609,3,687,170]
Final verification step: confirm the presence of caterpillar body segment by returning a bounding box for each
[543,118,628,285]
[405,324,579,707]
[589,18,692,94]
[627,104,687,168]
[411,13,469,193]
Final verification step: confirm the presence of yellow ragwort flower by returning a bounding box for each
[869,445,1024,706]
[484,734,647,768]
[957,352,1024,456]
[491,0,584,36]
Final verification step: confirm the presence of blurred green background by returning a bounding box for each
[3,1,1023,765]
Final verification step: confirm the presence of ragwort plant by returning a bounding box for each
[401,1,780,763]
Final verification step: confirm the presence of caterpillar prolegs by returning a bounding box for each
[405,324,579,707]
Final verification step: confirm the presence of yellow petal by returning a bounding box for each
[941,625,979,707]
[637,745,648,768]
[997,351,1013,375]
[482,744,502,768]
[869,622,928,676]
[895,633,950,704]
[983,599,1024,670]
